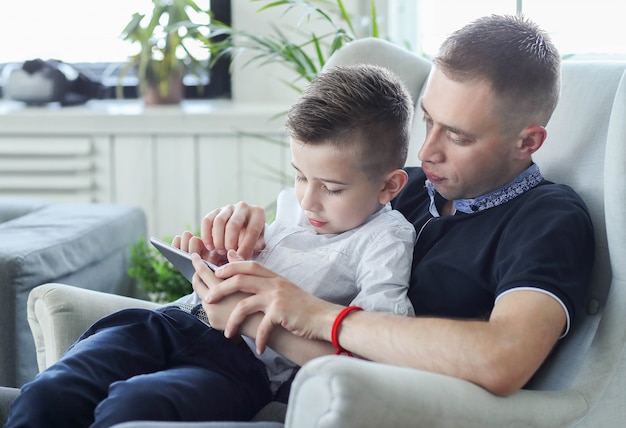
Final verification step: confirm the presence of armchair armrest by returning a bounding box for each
[27,283,159,372]
[286,356,589,428]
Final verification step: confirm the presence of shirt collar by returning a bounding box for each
[426,164,544,217]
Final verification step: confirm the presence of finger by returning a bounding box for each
[254,235,267,257]
[254,314,277,354]
[206,250,228,267]
[210,206,236,254]
[235,205,266,260]
[213,259,275,281]
[223,293,263,339]
[206,267,270,304]
[187,236,207,256]
[171,234,181,248]
[201,208,224,251]
[191,253,220,290]
[178,230,195,252]
[223,201,252,252]
[223,305,246,338]
[191,274,207,300]
[191,270,210,301]
[227,249,244,262]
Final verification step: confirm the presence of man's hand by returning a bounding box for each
[191,251,336,362]
[206,250,341,354]
[190,253,251,330]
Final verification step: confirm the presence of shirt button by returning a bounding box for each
[396,305,408,315]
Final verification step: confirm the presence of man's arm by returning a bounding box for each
[187,202,566,396]
[337,290,565,396]
[204,257,565,396]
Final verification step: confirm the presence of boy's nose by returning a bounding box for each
[300,187,319,211]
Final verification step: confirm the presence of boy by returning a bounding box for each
[7,64,416,426]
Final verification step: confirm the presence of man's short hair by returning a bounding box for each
[434,14,561,136]
[286,64,414,181]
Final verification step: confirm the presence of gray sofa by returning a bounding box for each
[2,38,626,427]
[0,198,146,388]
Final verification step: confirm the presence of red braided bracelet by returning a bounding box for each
[331,306,363,356]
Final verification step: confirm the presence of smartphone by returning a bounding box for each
[150,237,219,283]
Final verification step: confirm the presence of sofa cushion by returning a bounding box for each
[0,198,50,224]
[0,203,144,288]
[0,202,147,387]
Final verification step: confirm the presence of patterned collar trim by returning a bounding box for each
[425,164,544,216]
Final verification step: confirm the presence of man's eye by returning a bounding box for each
[447,131,470,145]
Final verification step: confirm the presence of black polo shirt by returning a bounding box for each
[392,167,594,328]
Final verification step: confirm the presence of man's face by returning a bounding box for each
[418,67,522,201]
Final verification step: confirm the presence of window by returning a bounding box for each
[389,0,626,59]
[0,0,231,100]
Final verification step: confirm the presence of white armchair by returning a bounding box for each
[8,39,626,428]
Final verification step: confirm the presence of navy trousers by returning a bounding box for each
[6,307,272,427]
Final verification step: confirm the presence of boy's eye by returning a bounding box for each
[295,175,306,182]
[323,185,343,196]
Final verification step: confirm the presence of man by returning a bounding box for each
[181,14,594,397]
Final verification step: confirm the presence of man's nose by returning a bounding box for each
[418,126,445,164]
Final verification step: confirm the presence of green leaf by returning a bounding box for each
[370,0,379,38]
[336,0,357,38]
[128,236,193,303]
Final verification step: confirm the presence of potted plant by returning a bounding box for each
[119,0,212,104]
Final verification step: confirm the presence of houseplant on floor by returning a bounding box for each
[119,0,212,104]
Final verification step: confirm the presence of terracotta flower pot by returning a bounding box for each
[143,72,184,105]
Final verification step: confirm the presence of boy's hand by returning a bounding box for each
[171,231,226,266]
[201,201,266,260]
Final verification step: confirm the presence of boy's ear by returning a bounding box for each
[378,169,409,204]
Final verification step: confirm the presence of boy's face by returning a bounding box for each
[290,139,385,235]
[418,67,524,201]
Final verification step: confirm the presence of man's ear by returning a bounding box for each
[517,125,547,160]
[378,169,409,204]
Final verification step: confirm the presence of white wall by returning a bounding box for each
[0,102,289,238]
[230,0,391,104]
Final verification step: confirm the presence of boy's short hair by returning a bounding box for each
[434,14,561,136]
[285,64,414,181]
